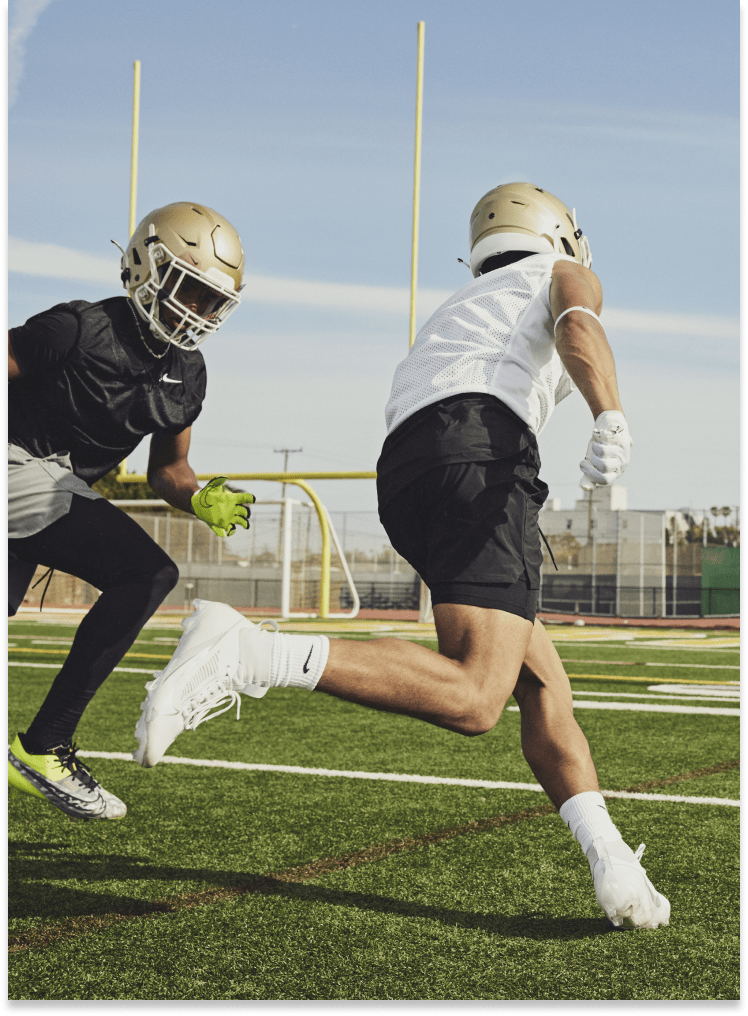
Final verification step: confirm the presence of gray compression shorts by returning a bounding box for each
[8,443,102,539]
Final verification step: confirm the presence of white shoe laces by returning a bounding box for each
[593,839,647,871]
[181,664,244,730]
[178,618,279,731]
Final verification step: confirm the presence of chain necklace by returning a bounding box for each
[127,301,171,360]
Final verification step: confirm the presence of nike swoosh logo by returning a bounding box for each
[303,647,314,673]
[162,374,182,384]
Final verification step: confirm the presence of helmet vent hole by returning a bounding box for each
[131,248,141,265]
[560,238,574,256]
[535,188,544,193]
[488,213,495,219]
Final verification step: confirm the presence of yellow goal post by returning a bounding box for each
[116,463,376,618]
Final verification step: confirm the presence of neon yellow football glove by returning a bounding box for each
[191,476,255,538]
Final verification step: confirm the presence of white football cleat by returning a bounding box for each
[589,838,670,930]
[133,599,278,768]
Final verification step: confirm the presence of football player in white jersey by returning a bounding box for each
[134,184,668,930]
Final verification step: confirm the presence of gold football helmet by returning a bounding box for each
[469,183,592,276]
[120,202,245,349]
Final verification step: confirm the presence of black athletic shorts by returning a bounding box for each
[377,401,548,621]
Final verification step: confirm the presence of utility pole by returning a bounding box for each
[587,487,595,615]
[274,448,303,569]
[274,447,303,501]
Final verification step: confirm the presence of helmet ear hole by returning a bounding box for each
[560,237,574,257]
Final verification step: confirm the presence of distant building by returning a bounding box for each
[537,486,707,617]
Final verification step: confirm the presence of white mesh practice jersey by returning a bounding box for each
[385,253,577,437]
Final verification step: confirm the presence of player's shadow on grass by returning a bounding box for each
[9,843,606,939]
[261,880,607,940]
[8,842,236,921]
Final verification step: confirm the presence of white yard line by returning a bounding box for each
[643,661,739,669]
[530,701,739,717]
[597,790,738,807]
[561,659,739,669]
[571,690,740,703]
[560,641,738,651]
[8,661,154,674]
[624,645,739,653]
[76,751,739,807]
[646,684,739,697]
[9,636,174,647]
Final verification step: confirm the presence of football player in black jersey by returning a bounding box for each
[8,202,255,820]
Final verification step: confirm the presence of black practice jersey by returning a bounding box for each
[9,297,207,485]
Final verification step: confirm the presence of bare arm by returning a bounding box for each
[8,332,22,380]
[147,428,201,514]
[549,260,623,420]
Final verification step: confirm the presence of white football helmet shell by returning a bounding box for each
[469,183,592,276]
[122,202,245,350]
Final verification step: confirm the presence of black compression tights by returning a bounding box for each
[9,495,179,753]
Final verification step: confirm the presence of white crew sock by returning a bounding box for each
[559,791,622,864]
[237,628,330,692]
[262,631,330,690]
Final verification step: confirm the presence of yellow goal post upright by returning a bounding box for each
[129,60,141,238]
[116,463,375,619]
[410,22,434,625]
[117,30,433,621]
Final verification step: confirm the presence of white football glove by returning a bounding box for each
[579,410,633,490]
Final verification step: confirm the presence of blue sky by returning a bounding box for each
[8,0,739,516]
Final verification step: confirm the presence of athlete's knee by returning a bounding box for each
[451,692,506,736]
[149,558,179,597]
[108,549,179,597]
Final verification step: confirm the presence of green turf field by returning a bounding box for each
[8,614,739,1000]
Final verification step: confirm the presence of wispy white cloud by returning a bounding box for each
[8,0,59,108]
[601,308,738,340]
[8,236,739,340]
[486,98,738,152]
[9,236,119,284]
[244,271,416,316]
